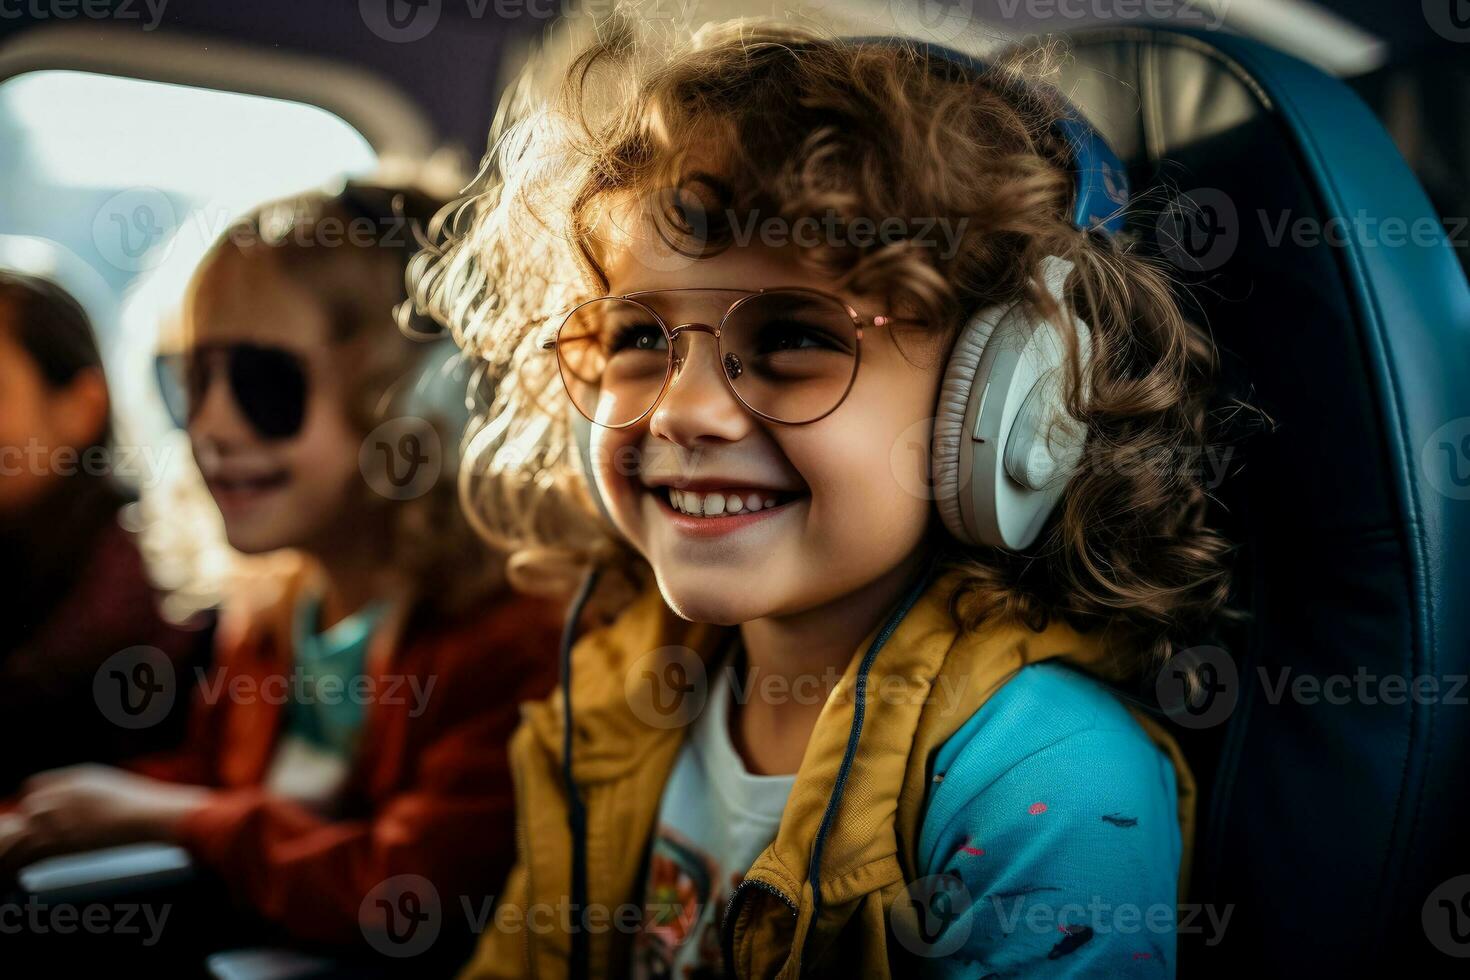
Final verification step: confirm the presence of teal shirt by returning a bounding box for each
[917,662,1183,977]
[282,592,390,760]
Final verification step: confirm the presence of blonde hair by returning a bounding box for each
[422,19,1237,668]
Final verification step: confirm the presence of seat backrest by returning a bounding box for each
[1058,27,1470,975]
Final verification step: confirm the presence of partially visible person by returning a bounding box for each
[0,185,563,961]
[0,271,209,794]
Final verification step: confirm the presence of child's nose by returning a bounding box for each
[648,329,753,446]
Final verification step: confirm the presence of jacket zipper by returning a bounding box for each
[720,877,798,977]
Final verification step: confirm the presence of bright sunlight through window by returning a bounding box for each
[0,69,379,348]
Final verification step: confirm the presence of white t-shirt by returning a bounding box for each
[631,659,796,979]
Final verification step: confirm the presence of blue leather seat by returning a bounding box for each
[1059,27,1470,975]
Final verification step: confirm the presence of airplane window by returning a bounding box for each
[0,69,378,362]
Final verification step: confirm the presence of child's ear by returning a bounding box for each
[51,366,110,448]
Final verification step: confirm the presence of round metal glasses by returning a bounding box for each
[543,287,902,429]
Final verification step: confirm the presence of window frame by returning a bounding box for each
[0,21,435,160]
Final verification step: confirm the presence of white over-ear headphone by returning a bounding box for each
[932,255,1092,550]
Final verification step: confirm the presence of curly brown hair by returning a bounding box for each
[421,19,1236,671]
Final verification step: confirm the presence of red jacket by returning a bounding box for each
[1,500,210,791]
[132,568,563,948]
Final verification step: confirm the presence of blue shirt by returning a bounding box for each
[916,662,1182,977]
[282,592,390,760]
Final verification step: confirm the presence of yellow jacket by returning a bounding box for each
[460,568,1194,978]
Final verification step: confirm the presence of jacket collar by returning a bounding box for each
[531,564,1119,883]
[224,557,413,680]
[740,568,1116,906]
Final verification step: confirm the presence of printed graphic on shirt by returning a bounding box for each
[633,826,735,979]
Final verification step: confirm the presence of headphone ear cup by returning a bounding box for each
[932,302,1008,547]
[933,256,1089,551]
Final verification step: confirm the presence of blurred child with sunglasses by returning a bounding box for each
[0,184,563,957]
[438,22,1239,979]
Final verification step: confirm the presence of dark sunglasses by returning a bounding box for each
[156,343,309,440]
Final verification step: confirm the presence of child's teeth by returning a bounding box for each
[665,488,789,517]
